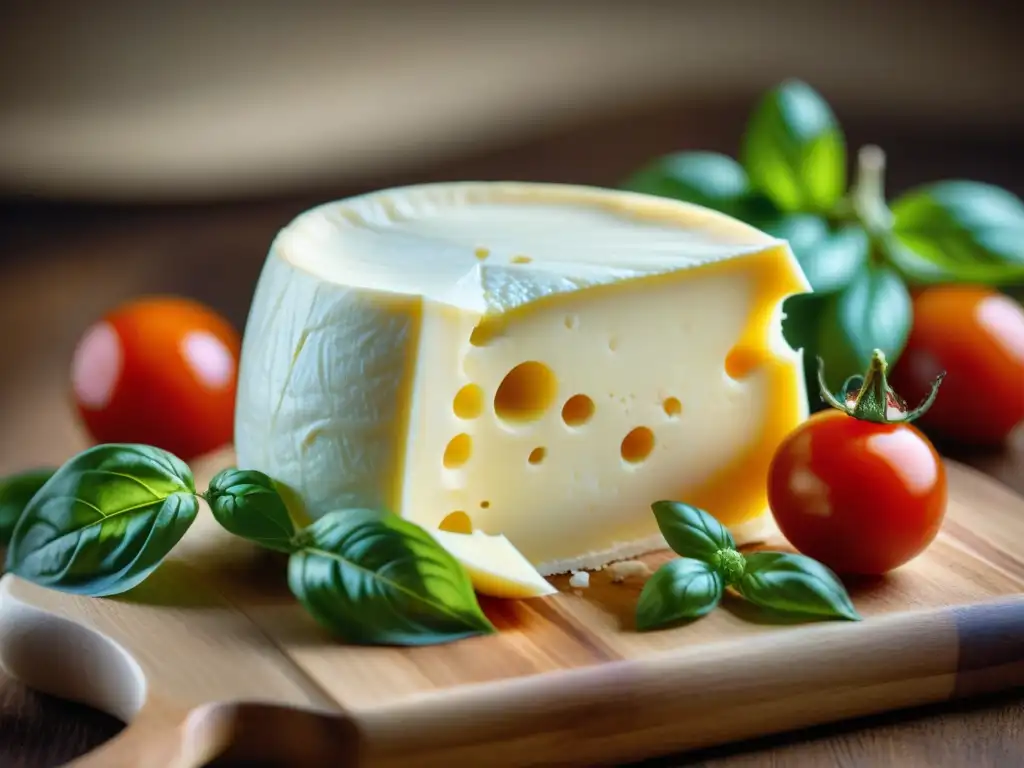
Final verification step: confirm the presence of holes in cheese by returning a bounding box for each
[480,500,491,509]
[494,361,557,423]
[235,181,811,578]
[453,383,484,419]
[663,397,682,417]
[725,344,767,380]
[621,427,655,464]
[439,511,473,533]
[443,433,472,469]
[561,394,595,427]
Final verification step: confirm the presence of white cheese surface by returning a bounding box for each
[275,183,776,314]
[235,182,809,574]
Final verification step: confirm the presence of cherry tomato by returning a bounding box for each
[70,296,241,461]
[889,286,1024,446]
[767,409,947,575]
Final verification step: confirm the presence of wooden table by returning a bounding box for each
[1,98,1022,767]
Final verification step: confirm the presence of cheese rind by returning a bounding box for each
[235,182,809,575]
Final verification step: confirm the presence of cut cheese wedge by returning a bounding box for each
[431,528,558,599]
[234,182,810,575]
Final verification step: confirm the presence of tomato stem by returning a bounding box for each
[817,349,945,424]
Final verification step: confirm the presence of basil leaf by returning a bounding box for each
[621,151,752,216]
[742,80,846,214]
[736,552,860,621]
[763,215,869,293]
[636,558,723,631]
[0,469,55,546]
[205,468,297,553]
[891,181,1024,285]
[781,291,826,354]
[817,264,912,391]
[288,509,495,646]
[781,292,833,414]
[6,444,199,596]
[650,501,736,562]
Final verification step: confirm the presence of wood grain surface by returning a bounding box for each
[2,448,1023,768]
[0,98,1022,766]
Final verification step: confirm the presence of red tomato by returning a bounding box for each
[767,409,947,575]
[70,296,241,461]
[889,286,1024,446]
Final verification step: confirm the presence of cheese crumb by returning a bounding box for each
[568,570,590,589]
[607,560,652,583]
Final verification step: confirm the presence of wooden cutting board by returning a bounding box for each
[0,447,1022,768]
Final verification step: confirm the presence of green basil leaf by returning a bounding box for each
[891,181,1024,284]
[636,558,723,631]
[780,292,834,414]
[650,501,735,562]
[288,509,495,646]
[763,213,829,259]
[763,215,869,293]
[621,151,751,215]
[817,263,912,391]
[781,291,826,354]
[0,469,56,546]
[737,551,860,621]
[205,468,297,553]
[741,80,846,214]
[5,444,199,596]
[887,235,1024,286]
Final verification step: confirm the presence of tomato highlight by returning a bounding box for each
[768,349,948,575]
[70,296,241,462]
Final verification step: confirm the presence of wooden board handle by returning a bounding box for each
[0,575,146,723]
[66,701,191,768]
[0,575,359,767]
[65,700,363,768]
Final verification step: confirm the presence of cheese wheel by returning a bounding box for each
[234,182,809,574]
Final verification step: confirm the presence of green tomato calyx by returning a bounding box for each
[818,348,944,424]
[712,548,746,586]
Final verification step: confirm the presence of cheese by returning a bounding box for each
[606,560,652,583]
[569,571,591,589]
[431,528,557,599]
[234,182,809,575]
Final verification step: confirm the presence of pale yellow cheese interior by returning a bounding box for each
[405,249,806,573]
[235,182,809,576]
[431,528,558,599]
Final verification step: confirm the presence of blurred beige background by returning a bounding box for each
[1,0,1021,201]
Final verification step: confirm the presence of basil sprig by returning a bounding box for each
[205,468,298,553]
[1,445,493,647]
[6,445,199,597]
[623,79,1024,404]
[636,501,859,630]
